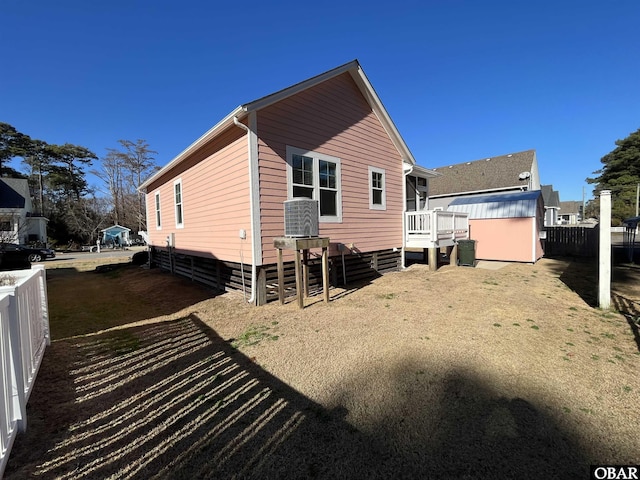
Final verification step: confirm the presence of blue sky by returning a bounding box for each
[2,0,639,202]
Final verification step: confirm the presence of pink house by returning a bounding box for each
[139,60,460,304]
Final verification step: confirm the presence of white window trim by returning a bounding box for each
[174,178,184,228]
[154,191,162,230]
[286,145,342,223]
[368,166,386,210]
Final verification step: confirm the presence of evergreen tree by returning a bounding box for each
[587,128,640,225]
[0,122,30,175]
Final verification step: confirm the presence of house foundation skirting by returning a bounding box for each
[150,247,401,305]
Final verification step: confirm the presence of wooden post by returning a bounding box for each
[302,250,309,297]
[322,245,330,303]
[255,267,267,306]
[599,190,611,310]
[277,248,284,304]
[294,248,303,308]
[449,244,458,267]
[428,247,438,271]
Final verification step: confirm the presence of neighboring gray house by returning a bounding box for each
[427,150,541,210]
[541,185,561,227]
[0,178,48,245]
[559,200,582,225]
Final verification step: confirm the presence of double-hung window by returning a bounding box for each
[154,192,162,229]
[369,166,386,210]
[287,146,342,222]
[174,179,184,228]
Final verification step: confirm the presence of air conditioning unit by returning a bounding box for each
[284,198,319,237]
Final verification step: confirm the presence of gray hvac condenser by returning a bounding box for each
[283,198,319,237]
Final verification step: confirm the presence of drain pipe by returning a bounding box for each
[234,115,259,304]
[402,163,414,269]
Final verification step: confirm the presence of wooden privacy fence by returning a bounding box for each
[0,266,50,477]
[543,226,599,257]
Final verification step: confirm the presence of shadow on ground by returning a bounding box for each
[6,316,592,479]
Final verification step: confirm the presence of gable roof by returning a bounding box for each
[428,150,536,197]
[448,190,542,219]
[140,60,435,191]
[541,185,560,208]
[101,224,131,233]
[560,201,581,213]
[0,178,28,209]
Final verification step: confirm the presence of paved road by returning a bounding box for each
[42,246,147,265]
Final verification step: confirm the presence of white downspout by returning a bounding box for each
[402,163,414,269]
[234,114,261,304]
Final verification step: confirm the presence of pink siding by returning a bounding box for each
[469,218,543,263]
[145,128,254,263]
[257,73,404,264]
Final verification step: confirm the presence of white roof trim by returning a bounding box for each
[139,106,244,191]
[139,60,419,191]
[409,164,441,178]
[429,185,527,198]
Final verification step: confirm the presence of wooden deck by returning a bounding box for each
[405,210,469,249]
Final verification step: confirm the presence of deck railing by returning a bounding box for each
[0,266,50,477]
[405,210,469,248]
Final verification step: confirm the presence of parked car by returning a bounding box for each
[0,243,56,262]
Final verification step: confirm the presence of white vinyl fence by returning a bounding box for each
[0,266,50,477]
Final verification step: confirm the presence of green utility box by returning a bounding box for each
[457,240,476,267]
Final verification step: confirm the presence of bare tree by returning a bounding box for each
[94,139,158,232]
[63,196,111,244]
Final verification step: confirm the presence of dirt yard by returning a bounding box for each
[4,255,640,479]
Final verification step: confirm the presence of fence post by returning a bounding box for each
[7,291,27,432]
[599,190,611,310]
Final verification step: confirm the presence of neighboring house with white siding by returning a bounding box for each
[0,178,49,245]
[139,60,444,304]
[541,185,561,226]
[559,200,582,225]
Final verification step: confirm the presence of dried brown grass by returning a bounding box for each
[4,257,640,479]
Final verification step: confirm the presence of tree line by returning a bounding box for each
[0,122,158,247]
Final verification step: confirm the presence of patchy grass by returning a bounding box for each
[4,256,640,479]
[230,324,280,348]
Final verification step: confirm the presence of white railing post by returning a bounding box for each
[7,290,27,432]
[0,295,19,478]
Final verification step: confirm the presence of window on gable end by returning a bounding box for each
[287,146,342,222]
[369,166,386,210]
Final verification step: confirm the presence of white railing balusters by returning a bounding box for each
[405,210,469,248]
[0,266,50,477]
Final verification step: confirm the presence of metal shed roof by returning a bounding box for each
[448,190,542,219]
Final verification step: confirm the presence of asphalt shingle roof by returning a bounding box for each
[560,201,581,213]
[428,150,536,197]
[541,185,560,208]
[0,178,28,209]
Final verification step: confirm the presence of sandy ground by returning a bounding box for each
[4,256,640,479]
